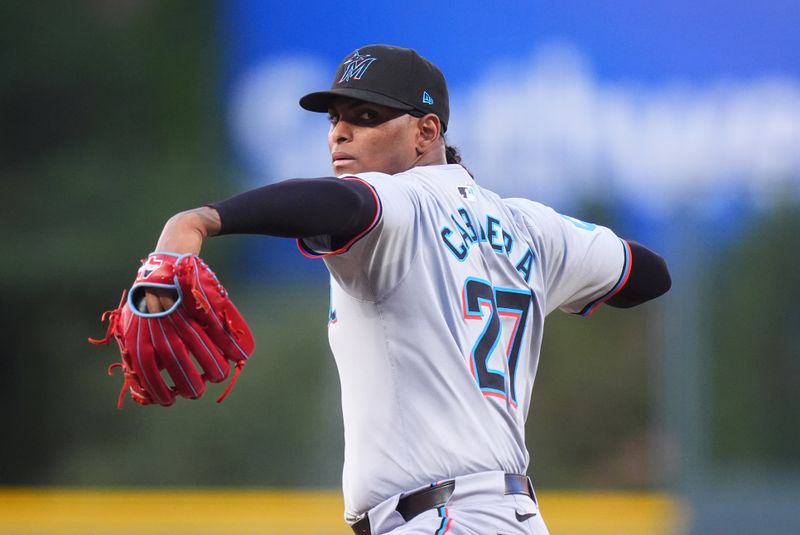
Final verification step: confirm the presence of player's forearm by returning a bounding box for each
[154,207,222,256]
[209,177,377,240]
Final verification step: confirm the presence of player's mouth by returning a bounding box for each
[331,151,356,170]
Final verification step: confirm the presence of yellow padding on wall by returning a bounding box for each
[0,488,684,535]
[541,492,685,535]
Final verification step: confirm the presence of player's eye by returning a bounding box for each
[327,113,339,126]
[350,108,380,126]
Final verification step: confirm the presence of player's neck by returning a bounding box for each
[414,145,448,168]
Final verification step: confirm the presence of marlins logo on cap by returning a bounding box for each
[338,50,377,84]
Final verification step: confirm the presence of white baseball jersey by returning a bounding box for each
[299,164,631,519]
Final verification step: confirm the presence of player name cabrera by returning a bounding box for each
[440,207,535,283]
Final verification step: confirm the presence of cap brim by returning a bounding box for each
[299,88,416,113]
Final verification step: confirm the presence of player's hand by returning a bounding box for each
[144,287,178,313]
[139,207,223,313]
[143,207,223,313]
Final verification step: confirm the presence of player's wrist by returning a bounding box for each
[155,208,220,255]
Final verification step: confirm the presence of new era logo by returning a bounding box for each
[422,91,434,105]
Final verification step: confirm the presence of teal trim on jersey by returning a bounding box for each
[578,239,632,316]
[496,286,533,406]
[502,230,514,255]
[515,248,535,283]
[472,298,503,379]
[560,213,598,231]
[478,221,488,242]
[450,214,472,242]
[462,277,532,408]
[482,295,506,379]
[435,506,452,535]
[441,208,485,261]
[440,226,469,261]
[463,276,503,385]
[441,210,525,263]
[456,208,480,242]
[463,278,533,408]
[486,216,505,252]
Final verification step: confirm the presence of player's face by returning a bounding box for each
[327,98,420,175]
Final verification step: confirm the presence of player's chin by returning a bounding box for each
[332,159,360,175]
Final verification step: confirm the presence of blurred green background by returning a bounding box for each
[2,4,798,533]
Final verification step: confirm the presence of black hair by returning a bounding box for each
[443,136,474,178]
[444,144,462,165]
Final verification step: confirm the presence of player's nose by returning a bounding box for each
[329,119,353,145]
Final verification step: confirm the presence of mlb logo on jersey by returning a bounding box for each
[458,185,476,201]
[338,50,378,84]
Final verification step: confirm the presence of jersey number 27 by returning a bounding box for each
[462,277,533,408]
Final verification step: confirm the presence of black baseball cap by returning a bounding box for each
[299,44,450,131]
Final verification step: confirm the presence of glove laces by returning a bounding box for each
[216,360,245,403]
[87,290,126,346]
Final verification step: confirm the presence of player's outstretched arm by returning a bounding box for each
[144,177,378,313]
[607,240,671,308]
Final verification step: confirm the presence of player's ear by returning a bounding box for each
[415,113,442,153]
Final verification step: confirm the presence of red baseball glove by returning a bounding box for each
[90,252,255,408]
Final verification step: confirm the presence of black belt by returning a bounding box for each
[351,473,534,535]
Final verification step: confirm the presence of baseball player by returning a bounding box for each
[143,45,671,534]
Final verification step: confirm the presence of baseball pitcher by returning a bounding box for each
[92,44,671,535]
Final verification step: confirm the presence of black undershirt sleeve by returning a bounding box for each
[607,240,671,308]
[208,177,378,247]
